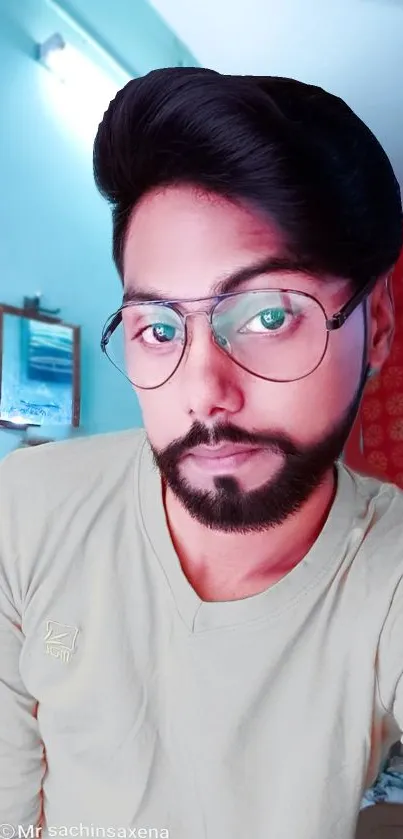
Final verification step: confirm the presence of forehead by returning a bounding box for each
[122,185,348,306]
[123,185,286,293]
[125,185,284,249]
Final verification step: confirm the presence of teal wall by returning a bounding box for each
[0,0,197,458]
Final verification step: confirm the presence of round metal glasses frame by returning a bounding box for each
[100,275,378,390]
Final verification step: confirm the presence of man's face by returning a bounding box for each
[122,185,366,532]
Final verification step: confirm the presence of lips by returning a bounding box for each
[189,444,259,459]
[180,444,263,475]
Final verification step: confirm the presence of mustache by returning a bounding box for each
[157,421,299,463]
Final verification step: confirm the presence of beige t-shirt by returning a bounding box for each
[0,428,402,839]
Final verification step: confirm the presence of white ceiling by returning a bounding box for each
[149,0,403,181]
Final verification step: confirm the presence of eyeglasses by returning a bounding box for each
[100,276,377,390]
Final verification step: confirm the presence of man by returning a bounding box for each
[0,67,402,839]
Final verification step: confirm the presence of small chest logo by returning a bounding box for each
[44,620,79,663]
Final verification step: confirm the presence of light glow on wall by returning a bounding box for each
[38,34,130,144]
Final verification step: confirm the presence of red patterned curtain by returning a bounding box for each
[344,248,403,485]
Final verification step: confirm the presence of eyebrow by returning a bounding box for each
[122,256,319,305]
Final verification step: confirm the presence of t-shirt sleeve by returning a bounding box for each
[376,577,403,733]
[0,456,45,827]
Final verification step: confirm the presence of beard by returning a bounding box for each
[150,373,367,534]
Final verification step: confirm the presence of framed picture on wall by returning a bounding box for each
[0,303,80,429]
[23,318,75,385]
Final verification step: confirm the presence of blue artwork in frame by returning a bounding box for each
[24,318,74,385]
[0,306,80,429]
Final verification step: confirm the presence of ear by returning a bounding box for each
[367,273,395,375]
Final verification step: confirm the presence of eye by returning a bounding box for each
[214,333,231,349]
[141,322,178,344]
[240,306,289,334]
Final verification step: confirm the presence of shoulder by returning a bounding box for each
[346,469,403,722]
[0,428,148,514]
[343,462,403,523]
[340,462,403,584]
[344,461,403,502]
[0,429,151,591]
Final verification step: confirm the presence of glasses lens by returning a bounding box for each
[103,303,185,389]
[212,290,327,381]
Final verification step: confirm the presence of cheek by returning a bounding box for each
[135,389,182,446]
[321,309,365,399]
[246,316,365,440]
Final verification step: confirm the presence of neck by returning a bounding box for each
[163,467,337,602]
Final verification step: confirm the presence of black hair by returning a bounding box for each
[93,66,402,289]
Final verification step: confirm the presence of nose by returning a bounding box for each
[180,312,244,421]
